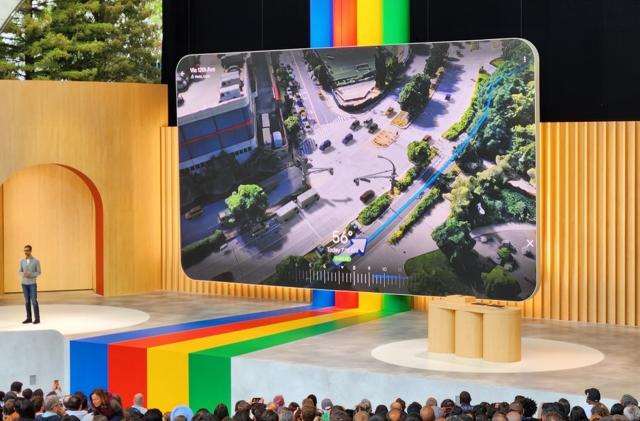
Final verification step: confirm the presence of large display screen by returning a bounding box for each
[176,39,538,301]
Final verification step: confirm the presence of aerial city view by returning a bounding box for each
[176,39,537,300]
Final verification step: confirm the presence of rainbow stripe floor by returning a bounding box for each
[70,291,410,411]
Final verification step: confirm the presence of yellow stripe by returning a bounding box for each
[147,308,363,408]
[356,0,382,46]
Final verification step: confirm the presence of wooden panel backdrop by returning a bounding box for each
[3,165,95,292]
[0,80,167,296]
[162,122,640,324]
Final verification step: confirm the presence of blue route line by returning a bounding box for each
[367,64,527,242]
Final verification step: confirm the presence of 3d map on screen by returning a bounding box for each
[176,39,538,301]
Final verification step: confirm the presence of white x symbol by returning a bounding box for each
[526,240,534,248]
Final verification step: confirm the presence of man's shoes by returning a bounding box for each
[22,319,32,324]
[33,319,40,325]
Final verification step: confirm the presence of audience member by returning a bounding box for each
[17,400,37,421]
[609,405,623,416]
[623,406,640,421]
[64,395,87,421]
[131,395,147,416]
[621,397,638,409]
[214,405,229,420]
[419,406,434,421]
[4,400,19,421]
[459,393,472,413]
[590,403,609,421]
[569,406,588,421]
[10,384,23,399]
[36,396,63,421]
[32,396,44,417]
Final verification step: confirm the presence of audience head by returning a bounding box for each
[133,394,145,407]
[374,406,388,417]
[570,406,588,421]
[585,389,601,405]
[407,403,421,416]
[307,396,318,408]
[90,389,109,410]
[419,406,434,421]
[33,390,44,399]
[353,412,369,421]
[65,395,80,412]
[170,406,194,421]
[301,405,316,421]
[387,408,403,421]
[358,400,372,415]
[591,403,610,419]
[425,400,437,408]
[330,409,351,421]
[558,399,570,419]
[3,399,16,416]
[234,410,251,421]
[235,401,250,413]
[31,396,44,414]
[260,409,279,421]
[610,405,624,416]
[621,396,638,409]
[460,393,471,406]
[22,389,33,401]
[44,396,62,415]
[17,399,36,420]
[321,400,333,412]
[493,413,508,421]
[507,411,522,421]
[441,400,455,417]
[623,406,640,421]
[273,396,285,409]
[10,382,23,395]
[143,408,164,421]
[278,408,293,421]
[214,404,230,420]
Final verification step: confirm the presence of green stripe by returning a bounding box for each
[188,311,390,409]
[382,294,412,312]
[382,0,409,44]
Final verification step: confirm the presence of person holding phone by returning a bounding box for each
[19,245,41,324]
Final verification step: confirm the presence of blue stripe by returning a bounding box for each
[310,0,333,48]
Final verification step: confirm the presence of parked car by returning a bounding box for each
[445,94,451,101]
[385,106,395,116]
[185,206,204,220]
[342,133,354,144]
[368,123,379,133]
[318,91,325,100]
[363,118,373,127]
[422,134,432,142]
[319,139,332,151]
[359,190,375,203]
[296,99,304,107]
[350,120,361,130]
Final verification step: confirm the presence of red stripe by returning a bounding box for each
[182,119,253,146]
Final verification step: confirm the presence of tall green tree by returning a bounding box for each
[482,266,521,299]
[0,0,51,79]
[0,0,160,82]
[432,217,476,268]
[424,42,449,77]
[399,73,430,118]
[225,184,269,227]
[407,141,432,167]
[374,46,387,89]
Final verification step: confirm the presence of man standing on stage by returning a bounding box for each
[19,244,41,324]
